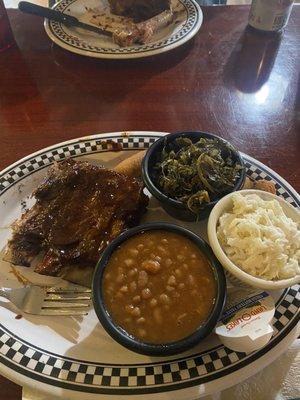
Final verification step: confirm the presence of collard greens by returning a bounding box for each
[155,137,243,215]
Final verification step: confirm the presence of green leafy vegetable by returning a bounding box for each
[155,137,243,215]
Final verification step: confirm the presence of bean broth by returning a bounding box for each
[103,230,217,343]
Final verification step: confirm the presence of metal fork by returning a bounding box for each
[0,285,92,316]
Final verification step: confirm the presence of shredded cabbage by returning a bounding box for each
[217,193,300,280]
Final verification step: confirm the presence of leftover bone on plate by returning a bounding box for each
[87,0,177,46]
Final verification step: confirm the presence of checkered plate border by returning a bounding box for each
[46,0,201,58]
[0,132,299,395]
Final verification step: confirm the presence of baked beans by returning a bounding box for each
[103,230,216,343]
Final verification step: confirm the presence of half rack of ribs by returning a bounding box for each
[7,159,148,279]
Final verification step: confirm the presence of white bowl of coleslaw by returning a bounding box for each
[207,189,300,290]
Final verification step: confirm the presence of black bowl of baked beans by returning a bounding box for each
[93,223,226,356]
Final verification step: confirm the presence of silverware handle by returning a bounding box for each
[0,287,12,300]
[18,1,78,25]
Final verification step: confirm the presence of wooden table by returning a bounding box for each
[1,4,299,399]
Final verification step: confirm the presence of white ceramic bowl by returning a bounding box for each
[207,189,300,290]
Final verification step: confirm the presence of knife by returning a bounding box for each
[18,1,112,38]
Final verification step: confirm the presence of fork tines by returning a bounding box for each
[46,287,92,293]
[41,286,92,316]
[46,287,92,301]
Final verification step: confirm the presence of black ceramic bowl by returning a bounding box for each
[93,223,226,356]
[142,131,246,221]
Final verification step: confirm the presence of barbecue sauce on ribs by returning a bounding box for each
[8,159,148,277]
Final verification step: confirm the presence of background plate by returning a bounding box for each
[44,0,202,59]
[0,132,299,399]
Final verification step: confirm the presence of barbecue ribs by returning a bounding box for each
[7,159,148,284]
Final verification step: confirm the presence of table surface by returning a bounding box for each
[1,4,299,399]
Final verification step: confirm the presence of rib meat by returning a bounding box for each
[108,0,171,21]
[8,159,148,278]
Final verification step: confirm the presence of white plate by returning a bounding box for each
[0,131,299,399]
[44,0,202,59]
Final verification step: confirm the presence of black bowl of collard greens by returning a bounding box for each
[142,131,246,221]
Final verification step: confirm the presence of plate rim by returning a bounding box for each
[0,131,299,204]
[44,0,203,59]
[0,131,299,398]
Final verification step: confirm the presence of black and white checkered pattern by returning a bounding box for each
[0,328,250,387]
[0,136,156,193]
[0,133,299,393]
[0,138,298,204]
[244,162,298,207]
[0,286,299,391]
[273,287,300,334]
[48,0,199,56]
